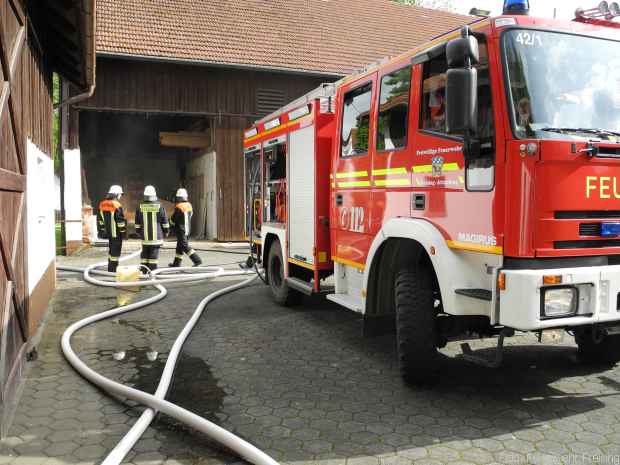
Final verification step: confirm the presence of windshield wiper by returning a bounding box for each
[541,127,620,139]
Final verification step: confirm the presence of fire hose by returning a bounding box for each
[57,251,280,465]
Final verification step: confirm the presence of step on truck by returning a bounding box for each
[243,0,620,383]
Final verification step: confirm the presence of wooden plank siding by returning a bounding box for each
[77,57,327,117]
[74,57,331,240]
[0,0,54,434]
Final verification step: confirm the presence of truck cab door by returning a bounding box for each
[331,75,377,270]
[411,37,501,255]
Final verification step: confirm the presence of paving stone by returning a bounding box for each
[5,247,620,465]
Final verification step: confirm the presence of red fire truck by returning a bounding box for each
[243,1,620,383]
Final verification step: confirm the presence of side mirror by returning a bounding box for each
[446,67,478,135]
[445,29,480,160]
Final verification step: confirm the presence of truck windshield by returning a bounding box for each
[504,30,620,141]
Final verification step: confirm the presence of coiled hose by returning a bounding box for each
[57,251,280,465]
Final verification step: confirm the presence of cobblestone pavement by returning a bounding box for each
[2,243,620,465]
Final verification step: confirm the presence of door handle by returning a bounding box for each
[335,194,343,206]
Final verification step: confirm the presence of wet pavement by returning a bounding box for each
[2,242,620,465]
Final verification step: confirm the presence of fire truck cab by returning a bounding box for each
[243,1,620,383]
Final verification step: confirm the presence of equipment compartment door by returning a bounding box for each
[288,125,316,265]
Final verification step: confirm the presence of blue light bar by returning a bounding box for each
[503,0,530,15]
[601,222,620,237]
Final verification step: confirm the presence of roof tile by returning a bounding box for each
[96,0,471,76]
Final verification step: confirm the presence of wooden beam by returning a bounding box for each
[159,131,212,149]
[0,168,25,192]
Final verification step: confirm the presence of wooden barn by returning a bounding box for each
[0,0,94,432]
[65,0,469,242]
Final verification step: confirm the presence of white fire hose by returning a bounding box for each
[58,251,279,465]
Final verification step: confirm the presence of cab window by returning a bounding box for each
[420,39,495,191]
[341,83,373,157]
[377,67,412,151]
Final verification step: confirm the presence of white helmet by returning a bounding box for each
[144,185,157,197]
[176,188,188,200]
[108,185,123,195]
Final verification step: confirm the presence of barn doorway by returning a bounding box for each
[79,111,218,239]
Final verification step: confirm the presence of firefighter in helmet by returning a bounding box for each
[97,185,127,272]
[169,188,203,267]
[135,185,170,272]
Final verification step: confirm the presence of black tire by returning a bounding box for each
[395,266,439,385]
[575,329,620,365]
[267,239,302,306]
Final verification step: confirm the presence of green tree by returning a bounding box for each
[393,0,455,11]
[52,73,61,172]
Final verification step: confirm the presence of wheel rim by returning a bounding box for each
[271,255,283,288]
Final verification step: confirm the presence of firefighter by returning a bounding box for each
[168,188,203,267]
[97,185,127,272]
[135,185,170,272]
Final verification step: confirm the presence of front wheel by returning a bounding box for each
[575,328,620,365]
[395,266,439,384]
[267,239,301,306]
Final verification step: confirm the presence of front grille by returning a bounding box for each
[555,239,620,249]
[579,223,601,236]
[556,211,620,219]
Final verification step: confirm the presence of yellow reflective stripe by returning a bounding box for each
[151,212,157,241]
[374,179,411,187]
[372,167,407,176]
[443,163,460,172]
[175,254,184,259]
[244,115,313,143]
[333,256,365,271]
[336,171,368,179]
[142,240,163,245]
[337,180,371,188]
[331,183,336,188]
[447,240,503,255]
[458,176,465,184]
[109,256,119,261]
[188,249,196,255]
[413,165,432,173]
[111,214,117,238]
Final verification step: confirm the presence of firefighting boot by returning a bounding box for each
[168,256,182,268]
[189,251,202,267]
[108,260,118,273]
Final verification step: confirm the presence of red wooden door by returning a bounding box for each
[0,0,29,429]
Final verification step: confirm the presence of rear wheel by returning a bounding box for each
[395,265,439,385]
[267,239,301,306]
[575,328,620,365]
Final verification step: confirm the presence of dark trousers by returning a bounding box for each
[141,245,160,272]
[108,238,123,272]
[174,234,201,265]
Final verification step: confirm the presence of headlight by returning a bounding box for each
[542,287,578,319]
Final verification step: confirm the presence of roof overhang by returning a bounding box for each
[29,0,96,89]
[95,51,345,79]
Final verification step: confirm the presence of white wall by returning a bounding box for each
[63,148,82,244]
[26,140,56,294]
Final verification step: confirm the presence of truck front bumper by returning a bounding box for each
[500,265,620,331]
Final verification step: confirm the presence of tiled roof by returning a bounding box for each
[96,0,472,76]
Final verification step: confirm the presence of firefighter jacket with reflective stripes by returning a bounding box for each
[97,199,126,239]
[135,201,170,245]
[170,202,193,236]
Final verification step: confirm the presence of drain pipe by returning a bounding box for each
[58,255,279,465]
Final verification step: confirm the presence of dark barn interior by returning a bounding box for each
[80,111,208,228]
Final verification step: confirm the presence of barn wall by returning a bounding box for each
[76,57,327,117]
[0,2,55,435]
